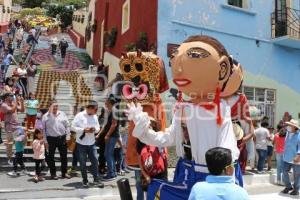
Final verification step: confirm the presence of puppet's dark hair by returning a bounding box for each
[184,35,229,58]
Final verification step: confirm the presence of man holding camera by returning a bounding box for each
[72,100,104,188]
[0,93,24,165]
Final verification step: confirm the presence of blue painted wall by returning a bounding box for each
[158,0,300,123]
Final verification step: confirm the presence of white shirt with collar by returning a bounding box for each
[72,110,100,146]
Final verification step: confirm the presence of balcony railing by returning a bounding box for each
[272,7,300,39]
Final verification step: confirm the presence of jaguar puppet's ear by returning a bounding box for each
[121,52,128,59]
[137,49,142,58]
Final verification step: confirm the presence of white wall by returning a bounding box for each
[85,0,96,60]
[72,9,87,37]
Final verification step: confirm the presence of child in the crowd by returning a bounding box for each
[8,126,26,176]
[32,129,45,183]
[137,117,168,192]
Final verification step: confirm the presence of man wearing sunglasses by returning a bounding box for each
[189,147,249,200]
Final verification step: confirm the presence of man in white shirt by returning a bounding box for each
[31,27,36,37]
[254,122,271,173]
[72,100,104,188]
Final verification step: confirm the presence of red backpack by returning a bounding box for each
[140,145,167,177]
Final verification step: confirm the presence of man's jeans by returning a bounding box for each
[276,153,284,182]
[77,143,99,181]
[104,137,117,177]
[256,149,267,172]
[1,65,9,78]
[283,161,300,191]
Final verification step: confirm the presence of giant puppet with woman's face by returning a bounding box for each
[171,35,243,102]
[127,35,246,200]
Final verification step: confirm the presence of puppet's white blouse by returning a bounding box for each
[132,100,239,172]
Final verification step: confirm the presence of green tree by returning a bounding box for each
[49,0,88,9]
[47,5,73,29]
[20,0,50,8]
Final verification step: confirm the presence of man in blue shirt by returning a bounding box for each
[1,49,17,79]
[189,147,249,200]
[281,119,300,196]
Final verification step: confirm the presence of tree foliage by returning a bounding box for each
[19,0,49,8]
[15,7,46,19]
[46,5,73,29]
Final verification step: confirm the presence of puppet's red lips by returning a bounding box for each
[173,79,191,87]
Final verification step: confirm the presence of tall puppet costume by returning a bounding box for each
[119,50,169,193]
[127,35,247,200]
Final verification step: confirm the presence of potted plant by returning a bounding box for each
[106,27,118,48]
[136,32,148,51]
[125,42,137,52]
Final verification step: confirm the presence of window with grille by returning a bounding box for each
[228,0,247,9]
[241,86,276,127]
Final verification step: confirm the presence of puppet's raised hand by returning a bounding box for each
[126,102,143,121]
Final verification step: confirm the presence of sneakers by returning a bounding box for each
[67,167,77,175]
[7,171,20,176]
[102,175,117,182]
[290,190,299,196]
[281,187,293,194]
[93,178,104,188]
[82,180,89,188]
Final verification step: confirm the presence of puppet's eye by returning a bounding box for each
[135,63,143,72]
[124,64,131,73]
[187,47,210,59]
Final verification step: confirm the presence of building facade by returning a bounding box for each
[70,8,87,48]
[0,0,12,33]
[157,0,300,126]
[92,0,158,81]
